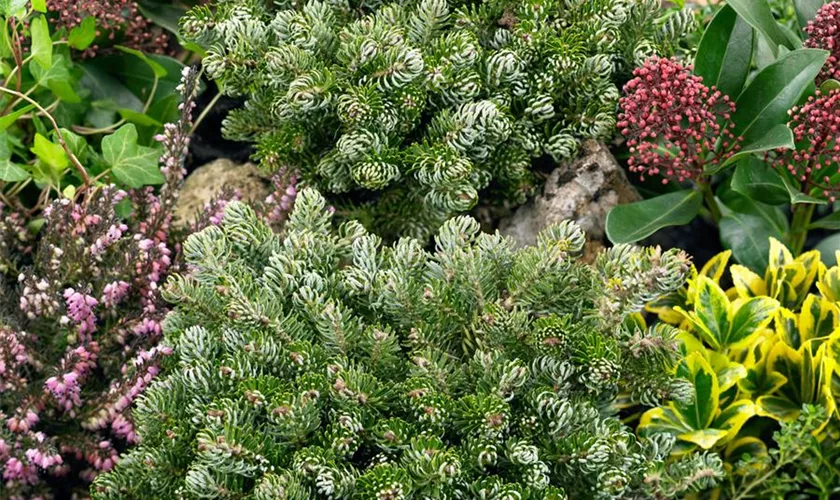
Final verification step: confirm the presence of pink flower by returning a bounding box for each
[805,2,840,84]
[772,90,840,201]
[63,288,99,338]
[617,57,740,184]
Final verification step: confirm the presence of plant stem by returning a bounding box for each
[189,90,222,136]
[789,203,815,255]
[699,181,722,224]
[0,86,90,188]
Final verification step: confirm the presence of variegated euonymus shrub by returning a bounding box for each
[640,240,840,497]
[91,188,725,499]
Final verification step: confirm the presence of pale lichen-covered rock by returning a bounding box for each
[174,159,270,226]
[499,140,640,247]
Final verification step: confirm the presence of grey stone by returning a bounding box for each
[498,140,640,247]
[174,159,270,226]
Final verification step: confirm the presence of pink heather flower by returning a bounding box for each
[772,90,840,201]
[618,57,740,184]
[805,1,840,84]
[101,280,130,308]
[264,168,299,224]
[63,288,99,338]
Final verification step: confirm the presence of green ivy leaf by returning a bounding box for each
[0,159,28,181]
[0,0,27,17]
[31,0,45,12]
[731,156,789,205]
[30,133,67,170]
[102,124,163,188]
[727,0,797,54]
[732,49,829,146]
[605,190,702,244]
[30,54,81,103]
[68,16,96,50]
[0,104,33,130]
[30,15,52,71]
[694,5,754,100]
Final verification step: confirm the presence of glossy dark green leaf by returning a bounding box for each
[809,211,840,230]
[719,189,787,272]
[781,174,829,205]
[68,16,96,50]
[694,5,754,99]
[115,45,167,78]
[816,233,840,265]
[714,124,794,173]
[118,108,162,127]
[83,54,191,104]
[606,190,703,244]
[732,49,829,145]
[727,0,796,54]
[820,79,840,94]
[731,157,789,205]
[794,0,825,30]
[136,0,187,37]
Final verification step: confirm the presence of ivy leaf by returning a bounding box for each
[31,0,45,12]
[731,156,789,205]
[605,190,702,244]
[0,0,27,17]
[68,16,96,50]
[0,159,28,182]
[30,133,68,170]
[30,54,81,103]
[102,124,163,188]
[30,15,52,71]
[694,5,754,99]
[732,49,828,146]
[0,104,33,130]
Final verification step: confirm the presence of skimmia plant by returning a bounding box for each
[607,0,840,273]
[640,241,840,498]
[0,67,200,499]
[179,0,693,239]
[90,188,726,499]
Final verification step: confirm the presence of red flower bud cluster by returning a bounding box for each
[618,57,740,184]
[773,90,840,202]
[804,1,840,84]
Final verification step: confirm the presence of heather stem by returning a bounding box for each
[698,182,722,224]
[789,203,815,255]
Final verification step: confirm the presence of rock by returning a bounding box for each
[174,159,270,227]
[498,140,640,247]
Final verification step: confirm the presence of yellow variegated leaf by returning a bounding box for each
[728,296,779,349]
[725,436,767,469]
[698,250,732,284]
[679,428,730,450]
[768,237,793,269]
[775,307,800,348]
[730,265,766,299]
[677,352,720,429]
[677,330,706,355]
[678,276,732,351]
[707,351,747,393]
[799,293,840,343]
[712,399,755,445]
[817,262,840,302]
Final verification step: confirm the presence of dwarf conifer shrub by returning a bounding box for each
[180,0,693,239]
[92,188,724,499]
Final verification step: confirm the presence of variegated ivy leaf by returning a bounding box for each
[676,275,779,351]
[638,352,754,453]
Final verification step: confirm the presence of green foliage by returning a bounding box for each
[91,188,725,499]
[181,0,693,239]
[0,2,194,216]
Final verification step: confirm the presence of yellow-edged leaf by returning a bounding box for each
[728,296,779,348]
[679,428,730,450]
[731,264,766,299]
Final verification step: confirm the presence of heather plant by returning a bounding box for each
[90,188,727,499]
[607,0,840,273]
[178,0,694,240]
[0,67,201,499]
